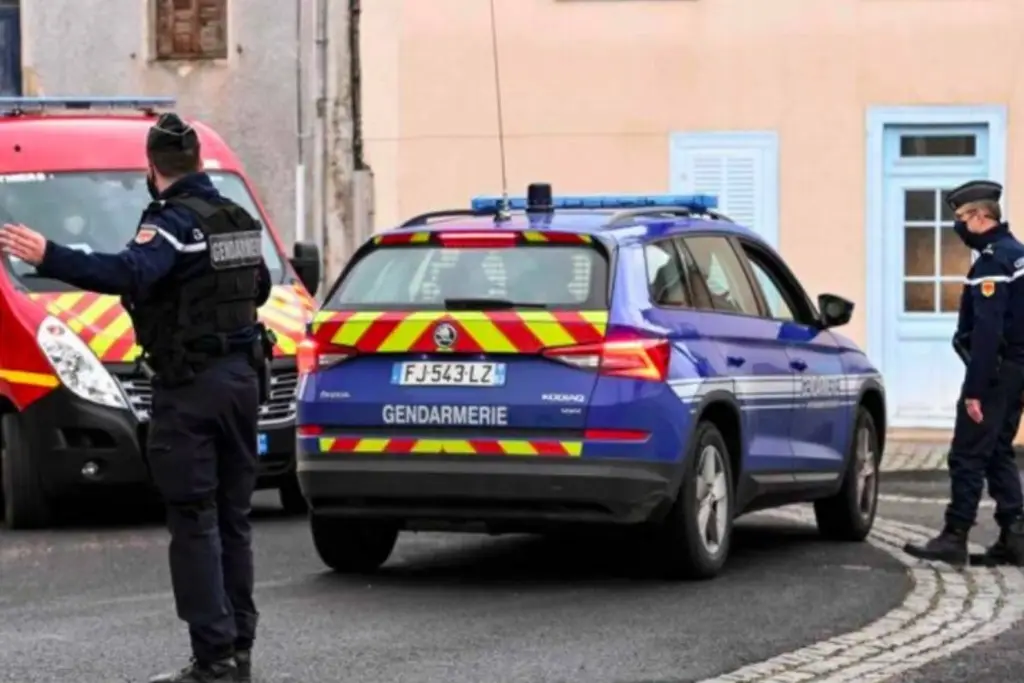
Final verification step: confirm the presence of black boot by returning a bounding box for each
[903,525,969,565]
[984,529,1010,564]
[234,650,252,683]
[1000,519,1024,566]
[148,657,237,683]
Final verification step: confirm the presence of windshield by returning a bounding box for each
[0,170,286,292]
[327,245,609,310]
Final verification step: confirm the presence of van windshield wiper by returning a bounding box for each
[443,297,549,310]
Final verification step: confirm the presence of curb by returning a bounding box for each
[880,442,1024,473]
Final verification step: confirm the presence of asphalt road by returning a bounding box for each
[0,477,1019,683]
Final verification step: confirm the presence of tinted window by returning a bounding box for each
[644,241,689,307]
[327,245,607,310]
[747,257,795,321]
[682,236,760,316]
[0,170,286,291]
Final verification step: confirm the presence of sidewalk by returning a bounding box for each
[883,430,1024,472]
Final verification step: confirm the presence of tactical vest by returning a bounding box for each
[130,195,263,385]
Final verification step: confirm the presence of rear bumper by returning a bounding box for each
[297,453,681,527]
[17,385,297,500]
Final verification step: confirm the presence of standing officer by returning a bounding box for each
[0,113,270,682]
[904,180,1024,567]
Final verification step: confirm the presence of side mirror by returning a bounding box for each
[817,293,854,329]
[290,241,321,297]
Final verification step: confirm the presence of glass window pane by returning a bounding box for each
[747,258,795,321]
[940,190,955,222]
[940,228,971,276]
[904,227,936,276]
[940,282,963,313]
[904,190,936,221]
[645,242,690,307]
[328,245,606,309]
[682,236,761,316]
[900,135,976,157]
[904,282,936,312]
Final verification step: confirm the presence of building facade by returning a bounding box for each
[361,0,1024,437]
[16,0,308,247]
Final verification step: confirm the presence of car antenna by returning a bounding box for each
[488,0,512,224]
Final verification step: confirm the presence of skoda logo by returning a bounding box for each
[433,322,457,349]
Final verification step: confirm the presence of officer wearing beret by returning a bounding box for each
[904,180,1024,567]
[0,113,270,682]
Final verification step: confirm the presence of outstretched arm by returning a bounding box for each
[0,221,179,300]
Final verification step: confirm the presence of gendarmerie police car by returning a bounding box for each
[294,185,886,579]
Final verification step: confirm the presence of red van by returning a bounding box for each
[0,97,322,529]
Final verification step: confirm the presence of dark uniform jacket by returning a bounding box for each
[956,222,1024,398]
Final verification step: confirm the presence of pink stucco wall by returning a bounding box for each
[362,0,1024,355]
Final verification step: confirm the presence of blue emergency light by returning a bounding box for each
[0,96,176,113]
[470,193,719,213]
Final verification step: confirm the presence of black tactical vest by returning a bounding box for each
[130,195,263,385]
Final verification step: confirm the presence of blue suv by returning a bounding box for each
[295,187,886,580]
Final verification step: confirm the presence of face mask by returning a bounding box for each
[146,172,160,200]
[954,220,990,251]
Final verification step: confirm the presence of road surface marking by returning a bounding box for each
[879,493,994,508]
[697,506,1024,683]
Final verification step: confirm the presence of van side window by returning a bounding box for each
[680,236,760,316]
[644,241,690,307]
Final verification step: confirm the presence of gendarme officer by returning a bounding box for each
[904,180,1024,567]
[0,113,271,682]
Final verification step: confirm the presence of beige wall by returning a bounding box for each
[362,0,1024,353]
[21,0,310,246]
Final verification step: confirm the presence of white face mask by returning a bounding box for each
[64,215,86,236]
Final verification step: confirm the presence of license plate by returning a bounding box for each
[392,361,506,387]
[257,433,268,456]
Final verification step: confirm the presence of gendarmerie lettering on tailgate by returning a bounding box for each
[382,404,509,426]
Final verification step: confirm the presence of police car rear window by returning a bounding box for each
[326,245,608,310]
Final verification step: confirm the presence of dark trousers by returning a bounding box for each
[946,361,1024,529]
[147,354,261,664]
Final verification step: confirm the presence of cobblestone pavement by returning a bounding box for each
[698,505,1024,683]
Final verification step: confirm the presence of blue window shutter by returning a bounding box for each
[670,132,779,247]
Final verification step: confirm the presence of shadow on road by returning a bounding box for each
[0,493,299,531]
[300,517,881,590]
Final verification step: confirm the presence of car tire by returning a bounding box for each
[1,413,53,530]
[650,420,734,580]
[278,474,308,515]
[309,513,399,573]
[814,406,880,542]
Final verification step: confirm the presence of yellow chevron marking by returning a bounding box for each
[498,440,538,456]
[89,312,133,358]
[332,311,384,346]
[517,311,576,347]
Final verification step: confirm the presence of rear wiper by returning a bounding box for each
[443,297,549,310]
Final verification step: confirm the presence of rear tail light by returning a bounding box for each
[296,338,358,376]
[541,330,671,382]
[298,424,324,437]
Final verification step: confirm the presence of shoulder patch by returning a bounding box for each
[981,281,997,298]
[135,226,158,244]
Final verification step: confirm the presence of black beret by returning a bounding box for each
[946,180,1002,211]
[146,112,199,154]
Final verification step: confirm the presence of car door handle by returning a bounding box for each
[790,359,808,372]
[726,355,746,367]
